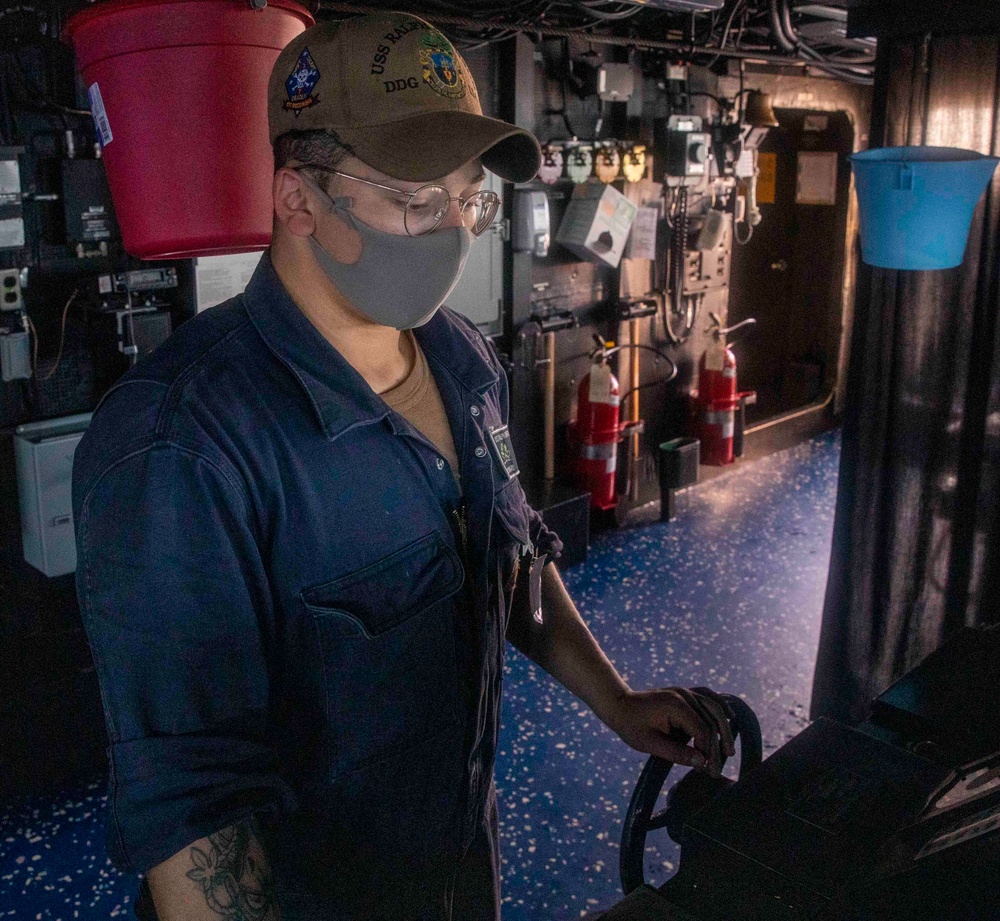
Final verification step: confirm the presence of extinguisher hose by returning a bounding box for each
[600,342,679,377]
[620,378,674,406]
[596,342,679,406]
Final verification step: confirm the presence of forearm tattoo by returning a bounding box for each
[185,820,279,920]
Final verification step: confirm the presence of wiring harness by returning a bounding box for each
[317,0,874,83]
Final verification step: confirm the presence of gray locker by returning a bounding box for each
[14,412,92,577]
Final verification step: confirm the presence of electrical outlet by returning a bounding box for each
[1,269,23,311]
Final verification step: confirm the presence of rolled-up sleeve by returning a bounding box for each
[74,440,296,875]
[526,501,564,562]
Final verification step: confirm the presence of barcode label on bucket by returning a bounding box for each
[88,83,113,148]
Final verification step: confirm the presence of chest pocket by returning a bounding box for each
[300,530,464,781]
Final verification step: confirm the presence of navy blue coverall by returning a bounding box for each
[72,251,563,920]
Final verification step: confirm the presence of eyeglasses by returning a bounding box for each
[297,165,500,237]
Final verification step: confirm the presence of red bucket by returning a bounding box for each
[64,0,313,259]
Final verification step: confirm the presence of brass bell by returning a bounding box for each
[744,90,779,128]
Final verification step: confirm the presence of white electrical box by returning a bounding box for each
[14,413,92,577]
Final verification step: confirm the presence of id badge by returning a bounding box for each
[488,424,520,479]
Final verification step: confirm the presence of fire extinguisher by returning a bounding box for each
[695,314,758,466]
[568,336,649,510]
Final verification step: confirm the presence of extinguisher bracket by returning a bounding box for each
[619,420,645,440]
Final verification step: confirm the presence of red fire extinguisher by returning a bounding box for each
[695,315,757,466]
[568,338,645,510]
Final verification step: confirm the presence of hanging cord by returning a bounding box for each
[5,47,92,117]
[734,141,757,245]
[663,185,697,345]
[664,185,679,229]
[670,183,689,307]
[734,219,754,245]
[662,292,699,346]
[25,287,80,382]
[704,0,747,70]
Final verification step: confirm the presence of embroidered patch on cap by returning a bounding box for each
[419,31,466,99]
[488,425,519,479]
[284,47,321,115]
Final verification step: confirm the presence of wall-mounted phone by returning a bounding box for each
[513,190,551,258]
[665,114,711,180]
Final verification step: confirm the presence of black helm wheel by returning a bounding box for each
[619,691,763,895]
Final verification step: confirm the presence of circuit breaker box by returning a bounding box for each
[14,412,92,577]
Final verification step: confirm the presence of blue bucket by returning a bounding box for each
[850,146,1000,270]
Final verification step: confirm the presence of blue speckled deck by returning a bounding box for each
[0,431,840,921]
[495,430,841,920]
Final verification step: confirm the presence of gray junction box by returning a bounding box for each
[14,413,92,577]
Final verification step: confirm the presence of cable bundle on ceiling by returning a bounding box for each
[317,0,874,84]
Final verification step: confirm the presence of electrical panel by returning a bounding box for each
[0,147,25,250]
[683,247,730,293]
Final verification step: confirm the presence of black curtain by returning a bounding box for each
[811,32,1000,723]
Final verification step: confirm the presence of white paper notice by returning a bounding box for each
[796,151,839,206]
[195,252,264,311]
[624,206,659,261]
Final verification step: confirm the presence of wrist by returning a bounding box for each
[598,683,633,733]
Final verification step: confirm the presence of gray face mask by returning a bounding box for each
[300,172,472,330]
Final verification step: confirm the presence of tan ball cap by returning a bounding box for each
[268,12,540,183]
